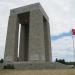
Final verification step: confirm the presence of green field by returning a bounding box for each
[0,69,75,75]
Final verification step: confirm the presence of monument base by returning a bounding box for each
[12,61,71,69]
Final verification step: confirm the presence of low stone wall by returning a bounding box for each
[0,63,3,69]
[13,62,72,69]
[1,61,73,69]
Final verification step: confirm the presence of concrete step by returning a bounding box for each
[13,62,71,69]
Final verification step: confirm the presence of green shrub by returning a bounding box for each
[0,59,4,63]
[3,64,15,69]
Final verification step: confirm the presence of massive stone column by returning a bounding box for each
[19,24,26,61]
[19,24,29,61]
[29,9,46,61]
[47,22,52,62]
[43,18,52,61]
[4,15,19,62]
[19,12,30,61]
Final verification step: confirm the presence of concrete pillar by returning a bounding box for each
[19,24,29,61]
[47,22,52,62]
[29,9,46,61]
[43,17,52,61]
[4,14,19,62]
[19,25,25,61]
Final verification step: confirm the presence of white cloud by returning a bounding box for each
[42,0,75,35]
[52,36,75,61]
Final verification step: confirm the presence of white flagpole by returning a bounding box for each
[72,30,75,61]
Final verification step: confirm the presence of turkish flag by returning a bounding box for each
[72,29,75,35]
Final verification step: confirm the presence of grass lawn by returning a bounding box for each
[0,69,75,75]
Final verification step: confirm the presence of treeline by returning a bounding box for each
[56,58,75,66]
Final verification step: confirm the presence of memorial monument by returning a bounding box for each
[4,3,54,69]
[3,3,72,69]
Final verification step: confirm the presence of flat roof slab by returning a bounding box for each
[10,3,49,21]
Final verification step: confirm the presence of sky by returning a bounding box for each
[0,0,75,62]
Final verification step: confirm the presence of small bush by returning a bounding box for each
[0,59,4,63]
[3,64,15,69]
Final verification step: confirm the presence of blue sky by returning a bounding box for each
[51,31,75,61]
[0,0,75,61]
[51,31,72,41]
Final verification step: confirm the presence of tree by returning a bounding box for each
[55,58,65,64]
[0,59,4,63]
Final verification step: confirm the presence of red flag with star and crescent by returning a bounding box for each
[72,29,75,35]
